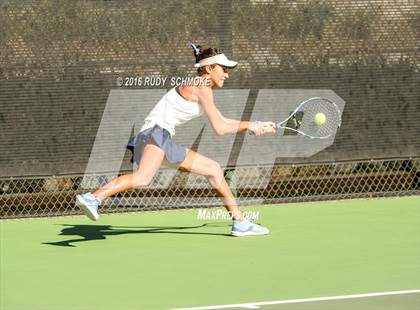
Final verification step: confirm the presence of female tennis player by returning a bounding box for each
[76,43,276,236]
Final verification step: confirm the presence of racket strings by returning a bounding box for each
[298,98,341,138]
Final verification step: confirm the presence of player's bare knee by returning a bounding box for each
[209,162,224,186]
[210,161,223,178]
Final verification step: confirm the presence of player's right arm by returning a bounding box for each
[196,87,275,136]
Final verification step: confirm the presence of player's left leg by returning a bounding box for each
[76,143,165,221]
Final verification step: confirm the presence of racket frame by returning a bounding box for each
[276,97,342,139]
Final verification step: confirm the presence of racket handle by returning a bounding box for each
[248,121,278,135]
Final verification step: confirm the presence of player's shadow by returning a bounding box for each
[43,223,231,247]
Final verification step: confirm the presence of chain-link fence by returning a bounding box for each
[1,0,419,178]
[1,1,419,219]
[1,158,418,219]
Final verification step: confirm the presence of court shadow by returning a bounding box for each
[43,223,231,247]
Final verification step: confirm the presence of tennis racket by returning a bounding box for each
[274,97,341,139]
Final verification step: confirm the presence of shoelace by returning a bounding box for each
[246,220,266,232]
[86,194,101,206]
[235,219,262,232]
[94,197,102,206]
[250,223,264,232]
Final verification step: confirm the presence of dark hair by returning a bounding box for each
[194,46,221,63]
[190,43,221,75]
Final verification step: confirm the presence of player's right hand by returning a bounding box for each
[250,121,276,136]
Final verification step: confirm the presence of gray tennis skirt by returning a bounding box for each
[127,125,187,165]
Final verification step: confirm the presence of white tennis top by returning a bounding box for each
[140,87,204,136]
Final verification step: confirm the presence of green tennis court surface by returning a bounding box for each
[209,293,420,310]
[1,197,419,310]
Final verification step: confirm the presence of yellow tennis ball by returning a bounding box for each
[314,113,326,125]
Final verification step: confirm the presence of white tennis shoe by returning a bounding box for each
[76,192,101,221]
[231,219,269,236]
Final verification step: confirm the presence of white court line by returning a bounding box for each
[174,289,420,310]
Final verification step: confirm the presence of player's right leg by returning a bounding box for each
[76,144,165,221]
[175,149,269,236]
